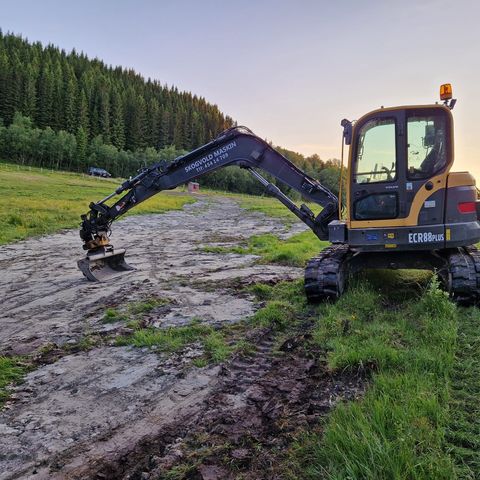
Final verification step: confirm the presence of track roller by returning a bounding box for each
[304,245,352,303]
[440,246,480,305]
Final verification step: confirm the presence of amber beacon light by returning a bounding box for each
[440,83,453,101]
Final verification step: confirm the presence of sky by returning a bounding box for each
[1,0,480,178]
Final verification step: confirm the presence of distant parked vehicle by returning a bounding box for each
[88,167,112,178]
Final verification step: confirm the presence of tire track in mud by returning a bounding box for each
[77,331,366,480]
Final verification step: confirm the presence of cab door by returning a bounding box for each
[350,111,407,222]
[404,108,451,226]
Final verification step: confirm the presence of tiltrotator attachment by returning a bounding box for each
[77,247,135,282]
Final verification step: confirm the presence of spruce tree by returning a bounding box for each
[125,90,146,150]
[63,64,77,133]
[75,126,88,171]
[21,63,37,118]
[146,97,159,147]
[110,88,125,150]
[160,107,171,147]
[51,59,64,130]
[172,108,185,149]
[0,47,8,120]
[77,90,89,134]
[4,50,21,123]
[97,85,111,143]
[36,58,54,128]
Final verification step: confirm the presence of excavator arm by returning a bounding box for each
[78,127,338,281]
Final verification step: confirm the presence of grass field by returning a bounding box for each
[2,162,478,478]
[240,270,478,479]
[0,163,196,244]
[446,307,480,477]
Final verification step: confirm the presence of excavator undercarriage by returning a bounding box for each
[304,245,480,305]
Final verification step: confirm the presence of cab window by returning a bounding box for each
[354,193,398,220]
[354,118,396,184]
[407,110,448,179]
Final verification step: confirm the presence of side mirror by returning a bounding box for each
[341,119,352,145]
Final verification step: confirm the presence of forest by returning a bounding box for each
[0,31,342,196]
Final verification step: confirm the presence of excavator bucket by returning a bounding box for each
[77,248,134,282]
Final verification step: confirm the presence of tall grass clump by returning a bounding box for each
[249,279,309,332]
[0,356,27,406]
[288,275,459,479]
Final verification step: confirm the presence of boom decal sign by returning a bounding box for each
[408,231,444,243]
[184,141,237,174]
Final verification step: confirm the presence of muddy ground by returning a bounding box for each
[0,196,364,479]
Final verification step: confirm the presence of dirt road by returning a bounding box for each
[0,196,320,479]
[0,196,304,355]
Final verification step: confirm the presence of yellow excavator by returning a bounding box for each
[78,84,480,304]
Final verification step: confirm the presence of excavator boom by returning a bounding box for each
[79,127,339,281]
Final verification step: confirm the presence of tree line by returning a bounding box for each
[0,112,182,177]
[0,31,343,198]
[0,31,233,153]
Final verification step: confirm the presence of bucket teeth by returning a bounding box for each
[77,249,134,282]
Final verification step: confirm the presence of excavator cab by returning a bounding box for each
[339,91,480,253]
[346,105,452,234]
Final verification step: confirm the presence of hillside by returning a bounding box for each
[0,31,233,152]
[0,31,342,196]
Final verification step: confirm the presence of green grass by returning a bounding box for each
[446,307,480,478]
[0,162,195,244]
[205,230,327,267]
[103,298,169,324]
[236,193,307,222]
[202,331,233,363]
[202,187,322,224]
[102,297,171,328]
[248,280,311,338]
[251,300,297,331]
[102,307,129,324]
[204,183,329,268]
[249,278,309,309]
[0,356,27,406]
[117,320,232,363]
[116,322,209,350]
[127,297,169,315]
[287,275,460,479]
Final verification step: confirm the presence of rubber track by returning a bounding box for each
[304,244,351,303]
[448,245,480,305]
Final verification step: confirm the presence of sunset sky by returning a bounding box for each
[2,0,480,177]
